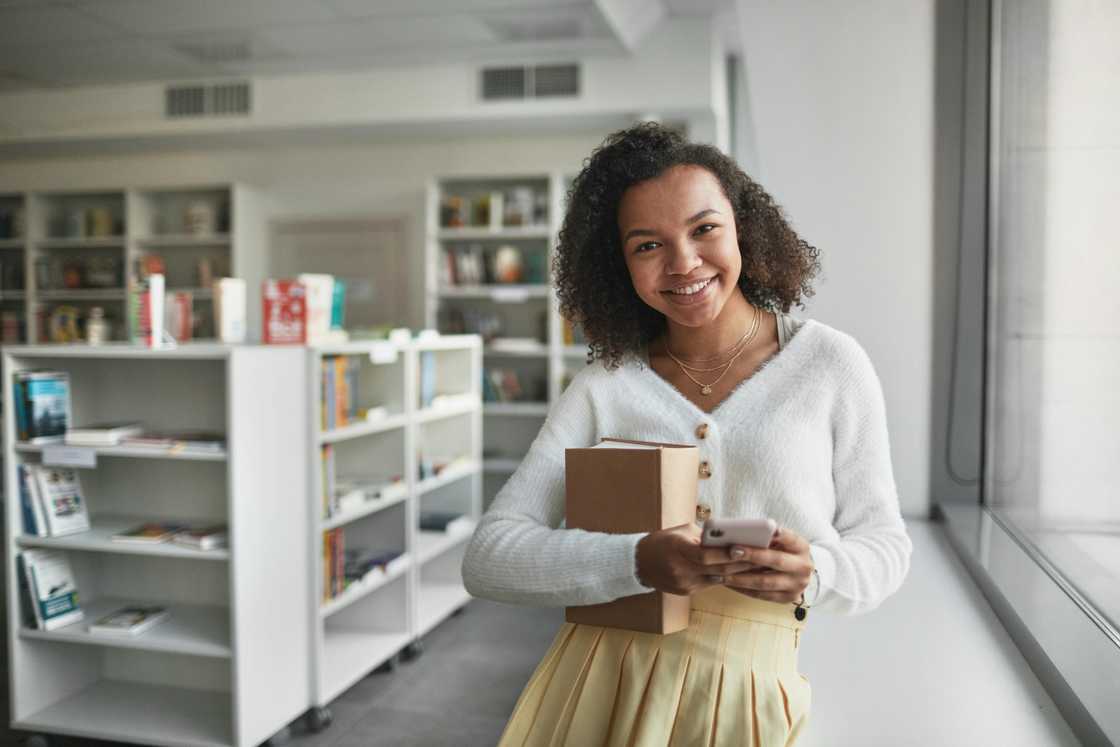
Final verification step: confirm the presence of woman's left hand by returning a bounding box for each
[722,527,813,604]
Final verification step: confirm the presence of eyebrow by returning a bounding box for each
[622,209,720,243]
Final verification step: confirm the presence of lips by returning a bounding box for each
[664,277,715,296]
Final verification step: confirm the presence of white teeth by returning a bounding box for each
[669,278,713,296]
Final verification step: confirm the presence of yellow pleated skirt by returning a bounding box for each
[497,586,812,747]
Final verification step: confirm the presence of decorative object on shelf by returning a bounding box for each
[165,290,194,342]
[262,278,307,344]
[184,200,216,235]
[472,193,491,226]
[87,207,114,237]
[135,253,166,280]
[197,257,214,288]
[0,256,24,289]
[86,306,109,344]
[1,311,22,343]
[440,195,466,227]
[298,273,335,345]
[493,245,523,283]
[503,187,534,226]
[67,208,86,238]
[172,525,228,551]
[48,305,81,342]
[85,256,121,288]
[214,277,247,343]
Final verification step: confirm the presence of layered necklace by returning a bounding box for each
[664,305,761,396]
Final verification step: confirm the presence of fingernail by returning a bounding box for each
[730,547,745,559]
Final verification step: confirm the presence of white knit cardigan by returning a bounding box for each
[461,316,913,616]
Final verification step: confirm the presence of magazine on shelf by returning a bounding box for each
[65,421,143,447]
[171,525,228,551]
[120,430,226,453]
[112,522,187,544]
[14,370,71,443]
[20,549,84,631]
[87,605,169,636]
[32,466,91,537]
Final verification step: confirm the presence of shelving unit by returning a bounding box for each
[0,184,265,345]
[4,344,311,747]
[307,335,481,723]
[425,173,587,509]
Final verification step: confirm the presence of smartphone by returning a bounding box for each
[701,518,778,548]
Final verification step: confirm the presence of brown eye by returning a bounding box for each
[694,224,717,235]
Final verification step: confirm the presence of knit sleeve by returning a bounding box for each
[461,367,652,607]
[808,337,913,615]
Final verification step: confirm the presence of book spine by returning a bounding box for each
[325,357,336,431]
[335,356,348,428]
[17,466,37,535]
[13,377,28,440]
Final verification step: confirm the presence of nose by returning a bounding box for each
[666,240,702,276]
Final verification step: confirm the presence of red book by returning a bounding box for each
[262,280,307,344]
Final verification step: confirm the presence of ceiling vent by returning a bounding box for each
[165,81,251,118]
[481,64,579,101]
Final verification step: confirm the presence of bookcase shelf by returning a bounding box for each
[308,335,481,714]
[0,184,266,345]
[426,173,588,511]
[5,344,310,747]
[20,597,231,658]
[15,441,228,461]
[415,529,474,566]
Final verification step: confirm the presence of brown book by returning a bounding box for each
[564,438,699,634]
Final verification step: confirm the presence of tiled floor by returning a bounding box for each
[1,520,1088,746]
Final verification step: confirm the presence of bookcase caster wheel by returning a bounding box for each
[24,735,51,747]
[401,640,424,661]
[305,706,333,733]
[374,652,401,674]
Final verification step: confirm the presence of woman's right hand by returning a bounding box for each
[635,523,760,595]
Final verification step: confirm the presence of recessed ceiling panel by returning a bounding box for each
[75,0,341,35]
[258,16,497,57]
[0,4,121,47]
[9,40,211,87]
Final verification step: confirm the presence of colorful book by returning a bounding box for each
[87,605,169,636]
[171,525,228,551]
[262,279,307,344]
[15,371,71,443]
[214,277,247,343]
[21,549,83,631]
[112,522,186,544]
[120,430,225,452]
[18,465,47,537]
[32,466,90,537]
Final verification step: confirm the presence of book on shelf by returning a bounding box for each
[64,421,143,447]
[428,391,478,410]
[298,273,335,345]
[20,549,84,631]
[129,272,165,348]
[18,465,48,537]
[418,511,475,536]
[213,277,247,343]
[487,337,543,353]
[483,367,524,403]
[30,466,91,537]
[419,351,436,408]
[321,355,366,431]
[112,522,188,544]
[13,370,71,443]
[320,445,336,518]
[87,605,169,636]
[165,289,193,343]
[343,548,406,584]
[323,528,346,601]
[262,278,307,344]
[171,525,228,551]
[120,430,226,453]
[330,474,406,517]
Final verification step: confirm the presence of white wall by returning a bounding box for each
[0,132,605,328]
[735,0,937,518]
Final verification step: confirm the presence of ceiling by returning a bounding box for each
[0,0,730,93]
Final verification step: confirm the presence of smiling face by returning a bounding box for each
[617,164,743,329]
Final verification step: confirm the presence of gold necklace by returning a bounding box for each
[665,308,761,395]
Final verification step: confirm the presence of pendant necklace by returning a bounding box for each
[665,307,761,396]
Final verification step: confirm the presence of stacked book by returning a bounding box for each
[112,522,228,551]
[419,511,475,537]
[343,549,408,586]
[321,355,361,431]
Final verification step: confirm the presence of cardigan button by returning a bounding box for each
[699,461,712,479]
[695,423,709,439]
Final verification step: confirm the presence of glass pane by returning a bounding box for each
[987,0,1120,633]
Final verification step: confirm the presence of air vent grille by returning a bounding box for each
[165,82,251,118]
[480,64,579,101]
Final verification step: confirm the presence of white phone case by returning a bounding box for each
[701,518,778,548]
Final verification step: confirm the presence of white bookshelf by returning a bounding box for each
[6,183,266,345]
[307,335,481,724]
[425,173,587,509]
[4,344,311,747]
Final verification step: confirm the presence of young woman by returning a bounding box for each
[462,123,912,746]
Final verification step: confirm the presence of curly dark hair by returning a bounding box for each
[554,122,821,369]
